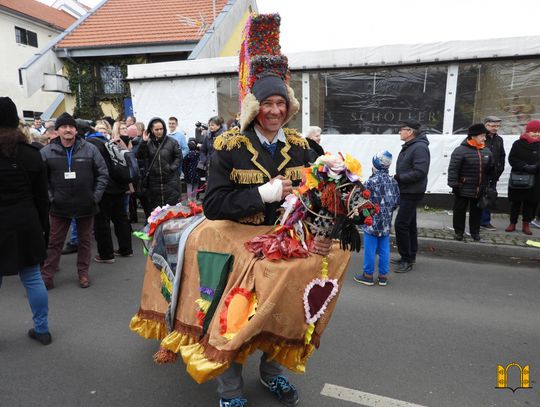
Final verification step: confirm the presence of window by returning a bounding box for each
[454,60,540,135]
[309,66,447,135]
[216,73,303,129]
[100,65,124,94]
[15,26,38,47]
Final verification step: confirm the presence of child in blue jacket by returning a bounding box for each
[354,151,400,286]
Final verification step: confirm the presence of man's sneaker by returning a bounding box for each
[378,276,388,286]
[260,375,299,407]
[61,243,78,255]
[394,261,412,273]
[219,397,247,407]
[531,219,540,229]
[353,273,374,286]
[94,255,115,264]
[481,224,497,231]
[454,233,464,241]
[113,250,134,257]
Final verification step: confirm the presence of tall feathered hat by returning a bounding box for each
[238,13,300,132]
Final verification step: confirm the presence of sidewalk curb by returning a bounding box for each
[415,236,540,264]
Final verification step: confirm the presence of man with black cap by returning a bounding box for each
[392,120,430,272]
[40,112,108,289]
[480,115,505,231]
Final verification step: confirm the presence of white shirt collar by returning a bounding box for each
[254,127,286,145]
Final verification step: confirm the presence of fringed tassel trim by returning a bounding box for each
[238,212,265,225]
[153,347,178,364]
[284,166,305,181]
[214,129,253,152]
[129,314,168,341]
[158,327,317,383]
[230,168,266,184]
[284,128,309,149]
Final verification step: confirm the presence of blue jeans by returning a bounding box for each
[481,209,491,226]
[69,218,79,246]
[0,264,49,333]
[363,233,390,276]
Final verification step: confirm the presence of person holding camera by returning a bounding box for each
[198,116,225,180]
[194,121,208,146]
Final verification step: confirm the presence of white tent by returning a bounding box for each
[127,36,540,196]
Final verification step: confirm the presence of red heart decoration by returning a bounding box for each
[304,279,338,324]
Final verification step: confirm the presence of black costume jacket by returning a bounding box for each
[203,127,311,226]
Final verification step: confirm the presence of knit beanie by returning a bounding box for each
[372,150,392,170]
[55,112,77,130]
[0,97,20,129]
[467,123,487,137]
[525,120,540,133]
[251,74,289,104]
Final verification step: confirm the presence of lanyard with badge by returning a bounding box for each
[64,146,76,179]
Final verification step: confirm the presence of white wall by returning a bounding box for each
[130,76,218,137]
[322,134,519,197]
[0,12,63,117]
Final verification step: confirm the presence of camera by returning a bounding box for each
[195,121,208,130]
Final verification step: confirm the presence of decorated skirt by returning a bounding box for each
[130,218,350,383]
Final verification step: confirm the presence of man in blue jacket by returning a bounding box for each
[392,120,430,273]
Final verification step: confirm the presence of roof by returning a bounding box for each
[0,0,76,31]
[126,35,540,80]
[56,0,229,50]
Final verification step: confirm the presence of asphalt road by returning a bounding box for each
[1,237,539,407]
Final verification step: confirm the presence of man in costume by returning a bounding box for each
[203,19,332,407]
[129,14,373,407]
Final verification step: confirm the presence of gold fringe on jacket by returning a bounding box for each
[230,168,266,184]
[284,166,305,181]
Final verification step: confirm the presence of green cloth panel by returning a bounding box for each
[197,251,234,336]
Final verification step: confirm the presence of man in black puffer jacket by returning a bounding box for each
[480,116,505,230]
[136,117,182,211]
[40,112,108,289]
[448,124,493,242]
[392,120,430,272]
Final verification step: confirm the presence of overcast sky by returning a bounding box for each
[39,0,540,52]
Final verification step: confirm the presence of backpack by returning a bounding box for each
[104,140,137,184]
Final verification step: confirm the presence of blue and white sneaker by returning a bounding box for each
[219,397,247,407]
[260,375,299,406]
[353,273,374,286]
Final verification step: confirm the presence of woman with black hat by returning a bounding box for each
[447,123,494,242]
[0,97,51,345]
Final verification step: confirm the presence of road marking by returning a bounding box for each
[321,383,428,407]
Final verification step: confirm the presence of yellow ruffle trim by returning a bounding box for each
[159,329,317,383]
[129,314,168,341]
